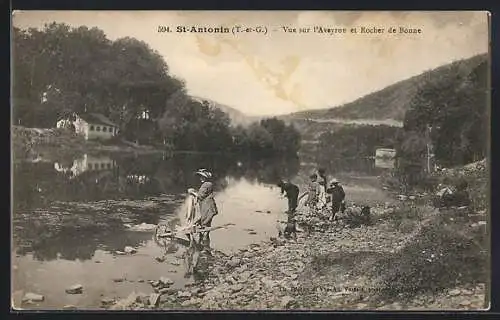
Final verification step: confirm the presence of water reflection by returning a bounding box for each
[153,224,214,282]
[183,234,212,280]
[54,154,117,178]
[375,157,395,169]
[12,153,299,262]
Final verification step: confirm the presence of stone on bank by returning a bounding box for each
[22,292,44,303]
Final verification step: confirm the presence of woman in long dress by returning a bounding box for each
[189,169,219,241]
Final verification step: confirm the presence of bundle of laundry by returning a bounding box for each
[176,189,201,233]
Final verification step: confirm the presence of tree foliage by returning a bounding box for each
[389,56,488,190]
[317,124,400,160]
[13,23,182,129]
[12,23,301,156]
[397,57,488,170]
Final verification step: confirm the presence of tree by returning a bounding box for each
[394,56,488,189]
[398,58,487,169]
[259,117,301,154]
[318,124,399,161]
[246,123,274,155]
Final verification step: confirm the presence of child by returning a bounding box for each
[305,173,320,209]
[326,178,346,221]
[316,168,328,210]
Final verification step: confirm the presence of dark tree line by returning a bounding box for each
[12,152,300,210]
[13,24,181,130]
[12,23,300,155]
[396,55,488,174]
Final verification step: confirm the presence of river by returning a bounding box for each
[11,151,394,310]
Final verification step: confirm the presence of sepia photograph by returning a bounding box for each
[11,10,490,311]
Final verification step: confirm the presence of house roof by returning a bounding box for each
[78,113,118,127]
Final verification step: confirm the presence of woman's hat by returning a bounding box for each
[330,178,339,185]
[195,168,213,179]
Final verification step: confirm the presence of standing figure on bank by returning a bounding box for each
[326,178,346,221]
[189,169,219,241]
[277,180,300,217]
[316,168,328,210]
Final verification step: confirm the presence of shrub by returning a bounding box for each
[379,204,426,233]
[374,213,488,301]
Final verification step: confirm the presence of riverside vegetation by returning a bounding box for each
[12,23,300,159]
[13,23,488,310]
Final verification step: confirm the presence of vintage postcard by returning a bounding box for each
[11,11,490,311]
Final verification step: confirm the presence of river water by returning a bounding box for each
[11,151,394,310]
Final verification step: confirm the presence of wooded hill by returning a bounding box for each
[12,23,300,156]
[292,52,488,184]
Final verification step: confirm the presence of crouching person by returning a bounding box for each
[277,180,300,216]
[277,180,302,238]
[434,178,471,209]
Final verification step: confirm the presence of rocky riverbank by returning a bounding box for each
[104,199,488,311]
[14,157,488,311]
[12,125,163,160]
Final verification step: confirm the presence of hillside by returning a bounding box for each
[396,51,488,170]
[191,96,260,127]
[285,53,488,122]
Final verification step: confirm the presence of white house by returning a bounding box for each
[56,112,119,141]
[375,148,396,159]
[375,148,396,169]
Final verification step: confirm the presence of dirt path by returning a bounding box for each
[104,200,487,311]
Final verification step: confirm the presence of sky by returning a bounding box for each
[12,11,489,116]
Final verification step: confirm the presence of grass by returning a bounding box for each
[380,157,487,213]
[373,163,488,302]
[342,158,488,303]
[379,204,426,233]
